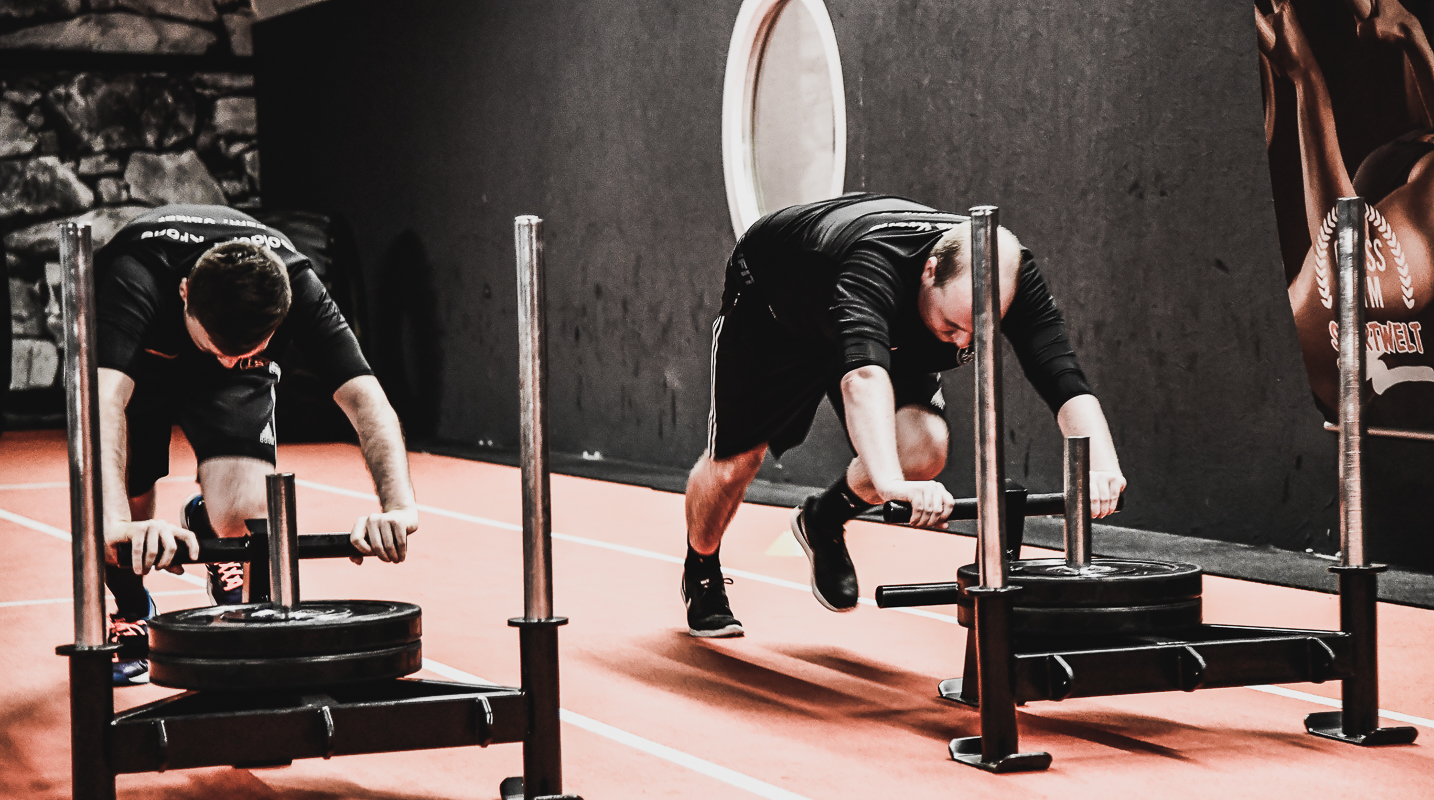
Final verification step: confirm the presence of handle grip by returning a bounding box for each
[874,582,963,608]
[114,533,360,569]
[880,493,1123,524]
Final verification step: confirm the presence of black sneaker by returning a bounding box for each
[109,591,155,687]
[183,494,245,605]
[791,496,859,612]
[681,571,744,638]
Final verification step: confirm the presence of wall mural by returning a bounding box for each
[1257,0,1434,430]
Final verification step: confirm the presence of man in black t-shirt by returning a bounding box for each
[682,194,1126,637]
[94,205,418,685]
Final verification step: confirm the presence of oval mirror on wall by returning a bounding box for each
[722,0,846,238]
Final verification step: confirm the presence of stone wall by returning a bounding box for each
[1,0,257,424]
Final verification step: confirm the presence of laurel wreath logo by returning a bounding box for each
[1312,205,1414,310]
[1313,208,1336,309]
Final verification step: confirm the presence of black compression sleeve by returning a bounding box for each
[833,247,903,373]
[284,269,373,391]
[95,255,161,374]
[1002,253,1093,414]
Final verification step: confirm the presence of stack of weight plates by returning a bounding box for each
[954,558,1202,636]
[149,601,423,691]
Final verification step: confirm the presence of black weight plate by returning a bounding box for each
[150,641,422,691]
[149,600,421,659]
[955,598,1202,635]
[956,558,1201,607]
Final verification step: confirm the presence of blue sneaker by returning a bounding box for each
[182,494,245,605]
[110,591,156,687]
[205,561,245,605]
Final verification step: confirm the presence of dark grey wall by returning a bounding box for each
[255,0,1372,562]
[257,0,735,460]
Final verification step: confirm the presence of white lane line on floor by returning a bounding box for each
[419,659,814,800]
[297,479,960,623]
[295,478,523,531]
[0,589,205,609]
[0,476,195,493]
[0,495,805,797]
[1248,684,1434,729]
[0,506,207,588]
[207,481,1434,732]
[0,494,810,799]
[0,507,72,541]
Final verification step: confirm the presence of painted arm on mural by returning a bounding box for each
[1256,0,1434,411]
[1256,2,1353,241]
[1343,0,1434,122]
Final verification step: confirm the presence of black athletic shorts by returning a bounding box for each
[125,350,280,497]
[705,290,945,460]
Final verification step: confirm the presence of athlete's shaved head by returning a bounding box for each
[928,220,1024,290]
[917,221,1025,347]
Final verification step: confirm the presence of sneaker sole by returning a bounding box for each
[112,662,151,687]
[790,506,857,613]
[687,623,745,638]
[680,579,745,638]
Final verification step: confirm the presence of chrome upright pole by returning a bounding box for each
[511,215,572,798]
[1335,197,1367,569]
[1302,197,1417,746]
[266,473,300,609]
[515,214,553,621]
[949,205,1050,773]
[62,222,106,648]
[971,206,1006,589]
[60,222,119,800]
[1063,436,1092,570]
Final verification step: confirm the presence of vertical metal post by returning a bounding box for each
[266,473,300,609]
[515,215,553,620]
[57,221,118,799]
[508,215,577,800]
[63,222,106,648]
[948,206,1050,774]
[1335,197,1367,570]
[970,206,1006,590]
[1064,436,1092,570]
[1304,196,1417,748]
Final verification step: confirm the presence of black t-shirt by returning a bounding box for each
[95,204,372,390]
[732,193,1092,413]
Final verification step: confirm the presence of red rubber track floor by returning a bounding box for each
[1,429,1431,799]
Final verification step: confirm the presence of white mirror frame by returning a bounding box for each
[721,0,847,239]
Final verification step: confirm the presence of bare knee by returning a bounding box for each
[207,504,263,538]
[197,458,271,538]
[690,444,766,488]
[896,407,948,480]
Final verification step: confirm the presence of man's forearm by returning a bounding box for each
[98,368,135,529]
[841,366,903,496]
[1055,394,1121,474]
[335,376,416,510]
[359,409,415,510]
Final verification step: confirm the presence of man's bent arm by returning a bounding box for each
[98,367,196,571]
[98,368,136,532]
[841,365,954,527]
[842,366,902,493]
[1055,394,1126,518]
[334,375,419,562]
